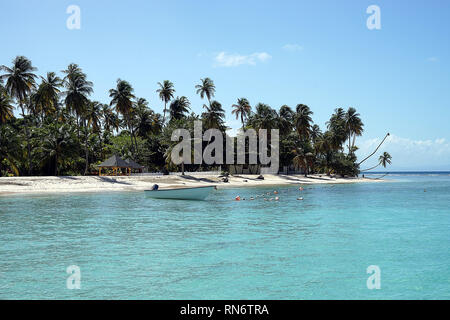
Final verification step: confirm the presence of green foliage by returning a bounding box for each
[0,55,388,177]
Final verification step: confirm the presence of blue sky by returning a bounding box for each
[1,0,449,170]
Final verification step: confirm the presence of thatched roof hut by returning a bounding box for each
[96,154,132,176]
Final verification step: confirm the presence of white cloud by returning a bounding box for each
[282,44,303,52]
[427,57,438,62]
[356,134,450,170]
[214,51,271,67]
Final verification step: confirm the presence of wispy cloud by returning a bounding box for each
[427,57,438,62]
[282,44,303,52]
[214,52,271,67]
[356,134,450,170]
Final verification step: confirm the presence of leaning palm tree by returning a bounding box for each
[231,98,251,129]
[156,80,175,124]
[358,133,390,166]
[295,104,313,141]
[345,107,364,154]
[361,152,392,172]
[195,77,215,107]
[0,91,14,124]
[0,56,37,175]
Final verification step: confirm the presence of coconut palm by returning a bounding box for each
[358,133,390,166]
[310,124,322,143]
[295,104,313,140]
[361,152,392,172]
[101,104,119,134]
[109,79,138,156]
[41,123,74,176]
[202,100,225,130]
[345,107,364,154]
[169,96,190,121]
[33,72,62,119]
[156,80,175,124]
[278,105,294,136]
[231,98,251,129]
[134,98,155,138]
[0,56,37,175]
[195,78,215,107]
[62,64,93,138]
[0,124,20,175]
[0,91,14,124]
[247,103,278,132]
[292,147,314,177]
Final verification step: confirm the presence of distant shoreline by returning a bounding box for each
[0,174,384,196]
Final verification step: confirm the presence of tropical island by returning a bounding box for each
[0,56,391,194]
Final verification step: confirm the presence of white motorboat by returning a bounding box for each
[145,186,215,200]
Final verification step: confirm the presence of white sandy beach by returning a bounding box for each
[0,174,382,196]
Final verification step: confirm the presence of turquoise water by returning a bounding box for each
[1,174,449,299]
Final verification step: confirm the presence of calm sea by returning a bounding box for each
[0,173,449,299]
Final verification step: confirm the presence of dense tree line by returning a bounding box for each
[0,56,390,177]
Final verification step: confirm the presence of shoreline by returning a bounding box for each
[0,174,385,196]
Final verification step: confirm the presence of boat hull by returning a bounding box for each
[145,186,214,200]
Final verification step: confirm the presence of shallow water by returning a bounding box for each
[0,174,449,299]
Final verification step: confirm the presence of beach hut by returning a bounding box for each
[97,154,132,176]
[125,158,145,174]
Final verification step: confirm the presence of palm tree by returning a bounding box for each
[247,103,278,132]
[169,96,190,121]
[156,80,175,124]
[231,98,251,129]
[358,133,390,166]
[278,105,295,137]
[33,72,62,119]
[310,124,322,143]
[62,64,93,139]
[295,104,313,140]
[0,124,20,175]
[101,104,119,134]
[134,98,156,138]
[109,79,138,156]
[0,91,14,124]
[41,123,74,176]
[326,108,347,150]
[0,56,37,175]
[292,147,314,177]
[202,100,225,130]
[345,107,364,154]
[361,152,392,172]
[195,78,215,107]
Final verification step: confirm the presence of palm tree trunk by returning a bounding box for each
[84,120,89,175]
[20,103,33,176]
[348,133,352,154]
[162,102,167,124]
[54,153,58,176]
[361,163,380,172]
[357,133,390,166]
